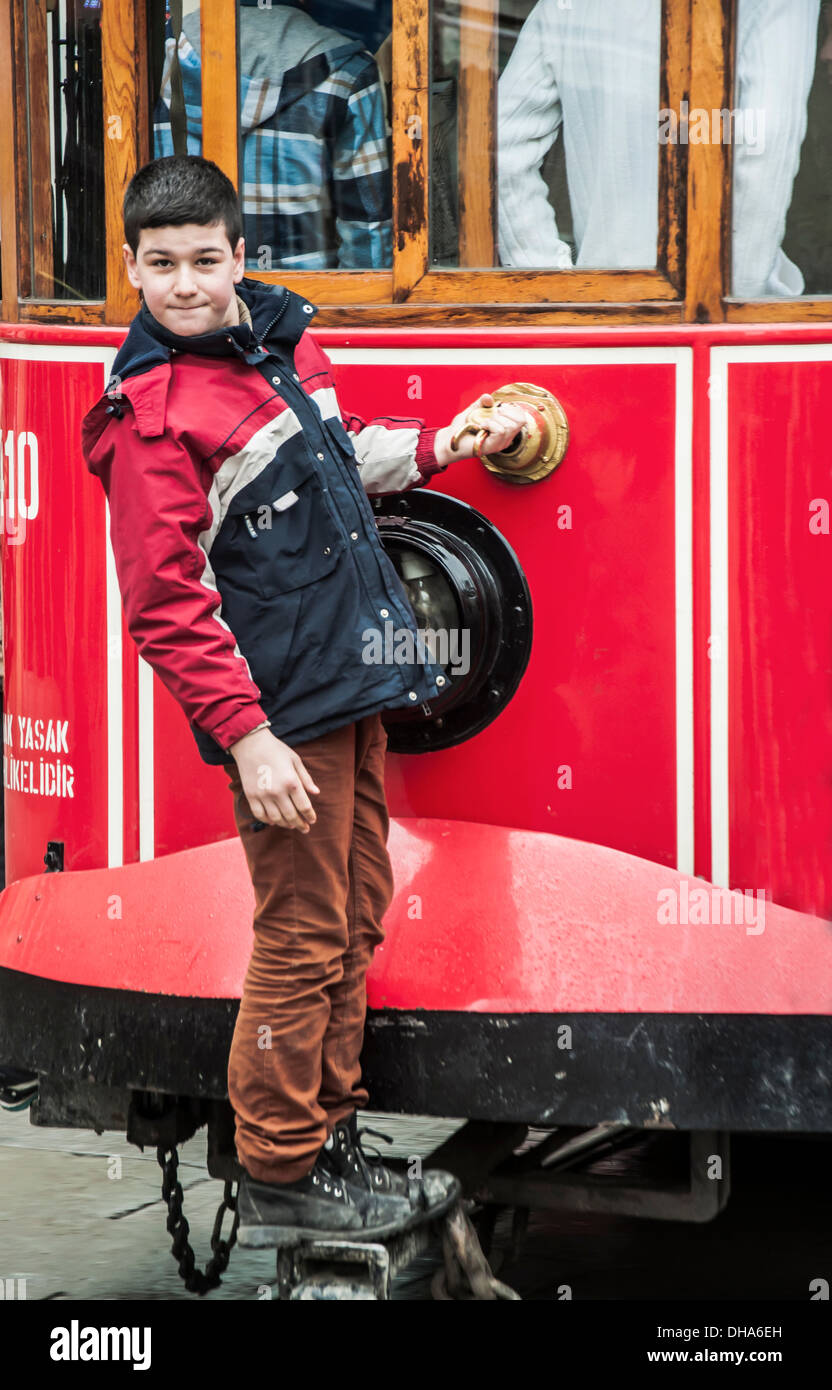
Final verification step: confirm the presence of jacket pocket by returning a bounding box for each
[224,452,346,598]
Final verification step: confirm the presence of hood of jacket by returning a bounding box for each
[82,278,317,474]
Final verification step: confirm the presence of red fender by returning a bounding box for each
[0,818,829,1013]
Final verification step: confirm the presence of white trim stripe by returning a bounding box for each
[0,344,123,364]
[0,343,133,870]
[709,350,730,887]
[326,347,691,367]
[104,496,124,870]
[1,340,697,876]
[138,655,155,862]
[674,350,694,876]
[330,345,694,873]
[708,342,832,890]
[98,349,124,870]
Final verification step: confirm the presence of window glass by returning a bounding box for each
[733,0,822,298]
[431,0,662,270]
[20,0,105,299]
[151,0,393,271]
[731,0,823,298]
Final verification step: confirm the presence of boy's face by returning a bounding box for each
[123,222,245,336]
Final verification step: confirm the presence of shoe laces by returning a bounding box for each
[327,1121,396,1189]
[355,1124,393,1165]
[354,1124,403,1189]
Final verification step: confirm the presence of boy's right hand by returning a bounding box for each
[228,727,320,833]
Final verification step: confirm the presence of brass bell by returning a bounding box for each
[449,382,569,483]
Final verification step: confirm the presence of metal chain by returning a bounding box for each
[157,1145,240,1296]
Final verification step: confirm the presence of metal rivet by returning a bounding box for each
[271,375,281,386]
[380,608,389,618]
[303,304,314,314]
[436,676,445,685]
[293,373,300,381]
[408,692,418,701]
[350,531,358,540]
[323,546,331,555]
[317,452,324,461]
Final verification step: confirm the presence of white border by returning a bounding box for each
[99,349,123,870]
[0,342,128,869]
[709,343,832,888]
[138,655,155,861]
[1,342,695,875]
[330,346,695,874]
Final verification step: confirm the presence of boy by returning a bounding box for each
[81,155,526,1244]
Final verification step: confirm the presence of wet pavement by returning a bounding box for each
[1,1102,829,1302]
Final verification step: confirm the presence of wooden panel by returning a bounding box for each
[19,300,105,324]
[725,300,832,322]
[406,269,680,304]
[659,0,692,292]
[245,272,393,305]
[25,0,54,295]
[308,302,683,327]
[457,0,497,267]
[102,0,142,324]
[684,0,732,322]
[201,0,238,189]
[12,0,31,299]
[135,0,151,170]
[392,0,429,300]
[0,1,20,320]
[247,266,680,307]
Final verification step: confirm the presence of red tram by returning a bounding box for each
[0,0,830,1262]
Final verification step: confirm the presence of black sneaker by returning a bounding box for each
[320,1113,461,1220]
[236,1158,421,1247]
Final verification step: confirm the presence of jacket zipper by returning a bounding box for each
[252,303,437,705]
[256,288,290,350]
[240,289,293,538]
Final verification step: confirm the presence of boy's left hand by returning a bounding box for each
[434,394,529,467]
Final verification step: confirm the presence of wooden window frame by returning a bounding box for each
[0,0,828,327]
[259,0,693,324]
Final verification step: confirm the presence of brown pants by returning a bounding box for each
[223,713,394,1183]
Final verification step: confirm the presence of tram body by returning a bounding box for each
[1,319,830,1151]
[0,0,831,1221]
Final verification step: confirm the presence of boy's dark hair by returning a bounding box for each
[123,155,243,253]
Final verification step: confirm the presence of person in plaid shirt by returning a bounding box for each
[153,0,392,270]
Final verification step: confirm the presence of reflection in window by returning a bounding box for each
[432,0,662,270]
[151,0,392,271]
[779,2,832,296]
[732,0,821,297]
[20,0,104,299]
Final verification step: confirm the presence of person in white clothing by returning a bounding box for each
[497,0,821,296]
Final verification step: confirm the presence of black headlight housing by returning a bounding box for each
[372,490,533,752]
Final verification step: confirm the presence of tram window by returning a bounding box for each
[17,0,105,300]
[150,0,202,167]
[151,0,393,272]
[778,2,832,297]
[729,0,823,299]
[431,0,663,270]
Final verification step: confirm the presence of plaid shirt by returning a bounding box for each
[152,8,392,270]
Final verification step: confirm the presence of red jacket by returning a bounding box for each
[81,281,449,763]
